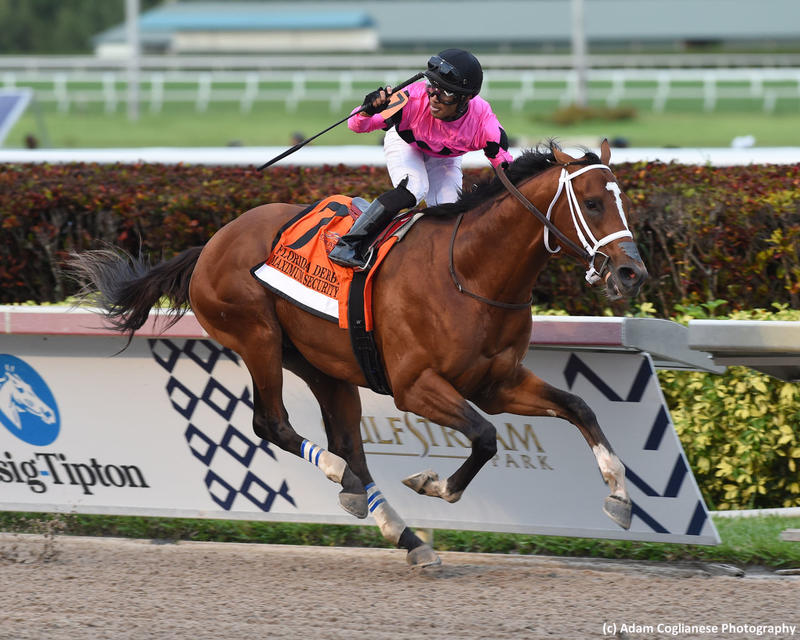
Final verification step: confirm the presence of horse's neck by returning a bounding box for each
[0,377,11,404]
[0,377,19,421]
[456,188,551,303]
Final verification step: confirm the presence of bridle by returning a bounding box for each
[449,160,633,309]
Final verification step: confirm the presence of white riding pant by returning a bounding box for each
[383,127,463,206]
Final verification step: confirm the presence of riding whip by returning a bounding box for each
[257,72,424,171]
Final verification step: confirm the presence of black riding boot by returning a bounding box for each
[328,184,416,269]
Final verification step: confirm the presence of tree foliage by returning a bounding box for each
[0,0,160,54]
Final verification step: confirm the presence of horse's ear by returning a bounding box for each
[551,143,574,165]
[600,138,611,165]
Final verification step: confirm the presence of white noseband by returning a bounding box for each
[543,164,633,284]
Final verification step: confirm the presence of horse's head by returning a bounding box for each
[1,365,56,425]
[543,140,648,300]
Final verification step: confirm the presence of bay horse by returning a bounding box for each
[69,140,648,567]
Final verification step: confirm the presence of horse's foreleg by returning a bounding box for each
[476,368,631,530]
[395,369,497,503]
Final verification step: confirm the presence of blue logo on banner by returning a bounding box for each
[0,355,60,445]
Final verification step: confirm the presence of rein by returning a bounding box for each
[493,164,593,265]
[448,212,534,310]
[448,160,633,309]
[539,163,632,284]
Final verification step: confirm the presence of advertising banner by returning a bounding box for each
[0,332,719,544]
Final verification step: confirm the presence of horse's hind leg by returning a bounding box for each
[284,352,440,568]
[249,376,368,518]
[228,321,365,518]
[364,482,441,567]
[280,348,367,516]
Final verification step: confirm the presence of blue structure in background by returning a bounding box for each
[0,88,32,145]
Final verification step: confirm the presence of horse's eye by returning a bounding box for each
[584,199,599,211]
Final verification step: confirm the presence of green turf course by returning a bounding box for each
[7,99,800,149]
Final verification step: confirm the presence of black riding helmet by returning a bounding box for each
[424,48,483,96]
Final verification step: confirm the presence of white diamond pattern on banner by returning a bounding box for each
[148,338,297,513]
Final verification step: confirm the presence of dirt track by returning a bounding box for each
[1,534,798,640]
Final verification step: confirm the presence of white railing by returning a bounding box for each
[3,52,800,71]
[3,146,799,168]
[3,67,800,114]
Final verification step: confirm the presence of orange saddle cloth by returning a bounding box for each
[251,195,416,329]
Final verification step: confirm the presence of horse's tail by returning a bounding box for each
[67,246,203,339]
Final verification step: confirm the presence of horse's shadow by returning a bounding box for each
[413,563,491,580]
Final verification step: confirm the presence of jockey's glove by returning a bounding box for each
[362,87,390,115]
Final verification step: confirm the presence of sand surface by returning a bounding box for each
[1,533,798,639]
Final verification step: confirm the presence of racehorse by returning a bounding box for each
[0,365,56,429]
[69,140,647,567]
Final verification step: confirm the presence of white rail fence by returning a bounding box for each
[4,52,800,71]
[3,67,800,114]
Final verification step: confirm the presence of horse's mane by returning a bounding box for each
[424,141,601,217]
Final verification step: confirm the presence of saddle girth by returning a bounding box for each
[347,268,392,395]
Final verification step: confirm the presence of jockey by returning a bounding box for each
[328,48,514,269]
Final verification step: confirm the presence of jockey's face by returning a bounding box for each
[427,90,465,120]
[426,80,468,120]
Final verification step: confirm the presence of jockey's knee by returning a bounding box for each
[378,181,417,212]
[424,177,461,206]
[396,173,427,206]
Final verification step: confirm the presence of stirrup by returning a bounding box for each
[329,245,366,269]
[328,199,393,269]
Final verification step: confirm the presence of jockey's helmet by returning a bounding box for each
[424,49,483,96]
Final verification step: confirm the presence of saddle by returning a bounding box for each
[251,195,421,394]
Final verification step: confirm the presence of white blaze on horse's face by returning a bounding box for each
[605,181,629,228]
[543,164,634,285]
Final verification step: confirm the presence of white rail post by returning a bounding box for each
[102,72,117,114]
[571,0,588,107]
[125,0,140,121]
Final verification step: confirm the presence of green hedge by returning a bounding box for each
[1,160,798,315]
[656,306,800,510]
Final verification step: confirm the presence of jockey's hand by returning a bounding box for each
[362,86,392,115]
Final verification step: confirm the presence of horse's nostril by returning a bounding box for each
[617,265,644,287]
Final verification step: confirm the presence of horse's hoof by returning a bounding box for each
[406,544,441,568]
[402,470,439,495]
[603,494,632,530]
[339,491,368,519]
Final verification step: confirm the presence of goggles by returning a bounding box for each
[426,79,460,105]
[427,55,463,86]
